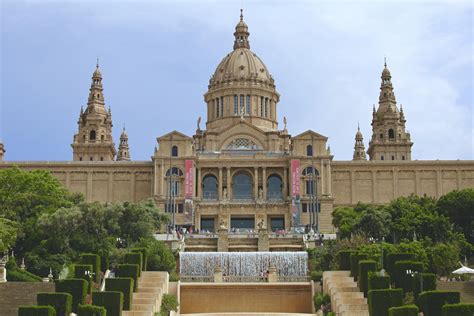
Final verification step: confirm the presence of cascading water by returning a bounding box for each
[180,252,308,276]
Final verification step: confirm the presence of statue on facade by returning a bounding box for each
[283,116,287,130]
[223,188,228,200]
[257,218,266,230]
[197,116,201,131]
[219,219,227,230]
[258,187,263,200]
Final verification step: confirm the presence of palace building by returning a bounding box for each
[1,11,473,233]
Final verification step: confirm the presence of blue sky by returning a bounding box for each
[1,0,472,161]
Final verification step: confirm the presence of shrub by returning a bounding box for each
[337,250,355,270]
[350,253,367,280]
[386,253,414,276]
[80,254,101,283]
[18,306,56,316]
[131,247,148,271]
[160,294,179,316]
[73,264,93,293]
[413,273,436,301]
[55,279,88,313]
[132,238,176,273]
[6,268,42,282]
[37,292,72,316]
[117,264,139,291]
[418,291,460,316]
[313,293,331,312]
[393,260,423,292]
[368,272,390,291]
[124,252,143,276]
[359,260,377,297]
[310,271,322,282]
[442,303,474,316]
[77,304,107,316]
[92,291,123,316]
[368,288,403,316]
[105,277,134,310]
[388,304,419,316]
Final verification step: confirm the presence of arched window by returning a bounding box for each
[166,167,183,177]
[171,146,178,157]
[90,130,96,140]
[202,175,218,200]
[388,129,395,139]
[303,167,319,195]
[267,174,282,200]
[306,145,313,157]
[233,172,252,200]
[302,167,319,176]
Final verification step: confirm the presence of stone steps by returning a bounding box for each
[323,271,369,316]
[122,271,168,316]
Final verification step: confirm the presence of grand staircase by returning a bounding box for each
[322,271,369,316]
[122,271,169,316]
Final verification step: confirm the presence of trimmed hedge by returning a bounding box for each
[55,279,88,313]
[358,260,377,297]
[6,268,43,282]
[160,294,179,316]
[368,288,403,316]
[117,264,140,291]
[73,264,93,293]
[310,271,323,282]
[105,277,134,310]
[92,291,123,316]
[37,292,72,316]
[388,304,419,316]
[413,273,436,301]
[18,306,56,316]
[418,291,460,316]
[80,253,101,283]
[124,252,143,276]
[442,303,474,316]
[337,250,355,270]
[77,304,107,316]
[386,253,414,276]
[393,260,423,292]
[131,247,148,271]
[368,272,390,291]
[100,254,109,273]
[350,253,368,281]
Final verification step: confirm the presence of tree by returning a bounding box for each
[332,206,361,239]
[437,189,474,243]
[0,217,18,252]
[355,206,391,240]
[429,243,460,277]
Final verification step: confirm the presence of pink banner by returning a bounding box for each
[291,159,300,197]
[185,160,194,199]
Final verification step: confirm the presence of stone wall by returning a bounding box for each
[0,282,55,316]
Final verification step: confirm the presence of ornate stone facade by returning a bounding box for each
[0,12,473,233]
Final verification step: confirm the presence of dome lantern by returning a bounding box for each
[233,9,250,50]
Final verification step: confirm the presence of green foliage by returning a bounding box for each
[74,264,93,293]
[337,250,355,270]
[388,304,419,316]
[55,279,88,313]
[442,303,474,316]
[6,258,42,282]
[393,260,423,292]
[92,291,123,316]
[350,253,367,280]
[77,304,107,316]
[313,293,331,312]
[368,288,403,316]
[355,206,391,240]
[437,189,474,243]
[131,238,176,273]
[124,252,143,276]
[18,306,56,316]
[37,292,72,316]
[160,294,179,316]
[130,247,147,271]
[429,243,460,277]
[117,264,139,291]
[368,272,390,291]
[386,253,414,276]
[332,206,361,238]
[310,271,323,282]
[396,242,429,270]
[358,260,377,297]
[418,291,461,316]
[413,273,436,301]
[105,278,134,310]
[80,254,101,283]
[0,217,18,252]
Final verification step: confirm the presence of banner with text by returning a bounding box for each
[291,159,301,227]
[184,160,194,225]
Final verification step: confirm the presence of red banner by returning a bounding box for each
[185,160,194,199]
[291,159,301,197]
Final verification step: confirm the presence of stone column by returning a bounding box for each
[372,170,377,203]
[254,167,259,200]
[258,228,269,252]
[283,167,288,199]
[217,228,229,252]
[227,167,232,199]
[108,172,113,202]
[214,266,223,283]
[87,171,93,202]
[268,267,277,283]
[218,167,223,200]
[326,160,332,196]
[130,172,136,202]
[0,262,6,282]
[262,167,267,200]
[350,171,355,204]
[197,168,202,200]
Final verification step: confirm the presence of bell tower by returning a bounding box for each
[0,140,5,161]
[367,60,413,161]
[353,124,367,161]
[117,126,131,161]
[72,62,116,161]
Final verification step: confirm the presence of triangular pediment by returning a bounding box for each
[292,130,328,140]
[157,130,192,141]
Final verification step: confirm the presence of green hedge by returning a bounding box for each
[359,260,377,297]
[73,264,93,293]
[160,294,179,316]
[388,304,419,316]
[393,260,423,292]
[350,253,368,280]
[117,264,140,291]
[18,306,56,316]
[77,304,107,316]
[7,268,43,282]
[368,272,390,291]
[310,271,322,282]
[368,288,403,316]
[386,253,414,276]
[337,250,355,270]
[100,254,109,273]
[418,291,460,316]
[131,247,148,271]
[92,291,123,316]
[442,303,474,316]
[55,279,88,313]
[37,292,72,316]
[80,254,101,283]
[413,273,437,301]
[105,278,134,310]
[124,253,143,276]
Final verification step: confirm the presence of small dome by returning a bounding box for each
[120,127,128,138]
[93,65,102,78]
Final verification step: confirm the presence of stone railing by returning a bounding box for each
[180,276,214,283]
[277,275,311,282]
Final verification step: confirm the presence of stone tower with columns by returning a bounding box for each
[117,126,131,161]
[367,61,413,161]
[353,124,367,161]
[71,62,116,161]
[0,140,5,161]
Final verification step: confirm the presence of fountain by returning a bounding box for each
[179,251,308,277]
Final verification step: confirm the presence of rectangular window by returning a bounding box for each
[234,95,238,114]
[260,96,264,116]
[246,95,250,115]
[220,96,224,117]
[265,98,269,117]
[216,98,220,117]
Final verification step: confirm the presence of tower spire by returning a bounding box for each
[353,124,367,161]
[233,9,250,50]
[117,125,131,161]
